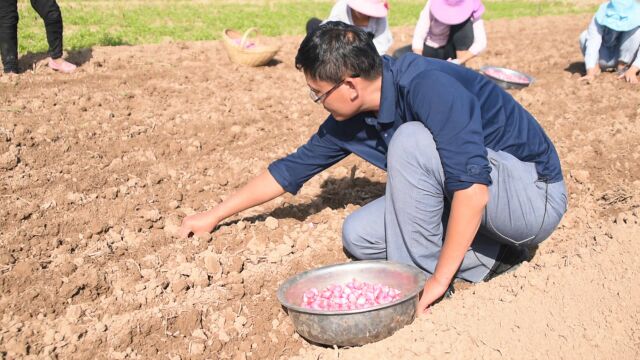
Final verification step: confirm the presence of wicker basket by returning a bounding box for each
[222,28,281,67]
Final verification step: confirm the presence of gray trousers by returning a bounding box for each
[342,122,568,282]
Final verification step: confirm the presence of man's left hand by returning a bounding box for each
[416,275,450,316]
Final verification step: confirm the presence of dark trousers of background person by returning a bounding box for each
[393,18,474,60]
[0,0,64,73]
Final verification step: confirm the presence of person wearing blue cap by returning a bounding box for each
[579,0,640,83]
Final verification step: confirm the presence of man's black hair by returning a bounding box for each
[295,21,382,84]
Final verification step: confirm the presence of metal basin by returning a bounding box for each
[277,260,427,347]
[480,65,534,90]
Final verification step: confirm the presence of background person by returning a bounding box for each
[306,0,393,55]
[579,0,640,83]
[394,0,487,65]
[0,0,76,74]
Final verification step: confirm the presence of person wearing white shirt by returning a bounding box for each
[306,0,393,55]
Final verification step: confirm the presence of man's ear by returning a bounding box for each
[345,79,359,101]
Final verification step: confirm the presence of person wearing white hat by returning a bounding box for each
[306,0,393,55]
[579,0,640,83]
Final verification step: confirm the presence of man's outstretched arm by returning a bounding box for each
[178,170,285,237]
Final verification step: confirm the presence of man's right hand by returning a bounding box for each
[176,170,286,238]
[412,48,422,55]
[179,211,219,238]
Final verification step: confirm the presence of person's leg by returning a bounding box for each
[0,0,19,73]
[30,0,63,59]
[306,18,322,35]
[30,0,75,72]
[442,41,456,61]
[449,18,474,60]
[481,149,567,249]
[342,196,386,260]
[617,27,640,69]
[421,45,448,60]
[384,122,501,283]
[579,29,619,70]
[597,43,619,70]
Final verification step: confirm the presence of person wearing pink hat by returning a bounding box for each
[305,0,393,55]
[395,0,486,65]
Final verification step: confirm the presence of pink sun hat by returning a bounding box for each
[430,0,485,25]
[347,0,390,18]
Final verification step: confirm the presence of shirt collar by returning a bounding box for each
[362,55,397,127]
[366,55,397,125]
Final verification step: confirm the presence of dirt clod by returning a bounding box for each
[265,216,279,230]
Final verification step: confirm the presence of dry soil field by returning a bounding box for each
[1,13,639,360]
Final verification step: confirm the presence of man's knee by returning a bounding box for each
[388,122,439,171]
[342,214,365,259]
[389,122,436,153]
[342,213,386,260]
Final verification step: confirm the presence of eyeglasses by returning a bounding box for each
[309,79,346,104]
[308,74,360,104]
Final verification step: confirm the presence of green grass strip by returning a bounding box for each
[16,0,595,54]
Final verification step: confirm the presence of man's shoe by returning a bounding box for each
[484,245,531,282]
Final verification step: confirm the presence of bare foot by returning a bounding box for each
[48,58,77,73]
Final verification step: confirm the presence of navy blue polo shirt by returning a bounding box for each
[268,54,563,195]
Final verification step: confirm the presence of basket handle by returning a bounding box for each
[240,28,259,48]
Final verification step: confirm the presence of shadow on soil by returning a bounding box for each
[17,48,94,73]
[225,176,386,226]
